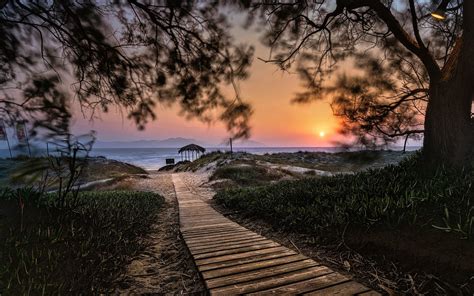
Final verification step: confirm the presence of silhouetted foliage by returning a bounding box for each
[0,1,254,140]
[2,1,472,165]
[243,0,473,165]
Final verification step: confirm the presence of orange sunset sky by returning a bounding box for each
[71,13,342,147]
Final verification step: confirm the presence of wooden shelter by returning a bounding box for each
[178,144,205,161]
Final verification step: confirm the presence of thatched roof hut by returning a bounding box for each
[178,144,205,161]
[178,144,206,154]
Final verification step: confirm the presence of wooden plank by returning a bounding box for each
[181,215,222,218]
[182,225,237,231]
[180,216,222,220]
[182,228,240,234]
[190,240,277,256]
[195,246,289,266]
[194,242,281,259]
[198,250,298,272]
[186,235,260,247]
[186,235,263,248]
[187,235,268,248]
[186,231,258,242]
[182,222,232,228]
[303,280,375,295]
[209,266,332,295]
[179,201,207,204]
[182,218,229,222]
[180,215,220,219]
[182,225,243,235]
[183,229,242,236]
[207,260,324,289]
[186,232,261,245]
[181,222,236,231]
[182,225,242,233]
[181,225,243,232]
[183,229,253,239]
[189,238,271,252]
[181,223,238,230]
[181,216,227,221]
[179,206,215,210]
[182,228,248,237]
[184,232,254,241]
[358,291,382,295]
[202,254,307,279]
[248,272,350,295]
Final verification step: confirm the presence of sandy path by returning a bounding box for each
[114,173,206,295]
[177,171,214,202]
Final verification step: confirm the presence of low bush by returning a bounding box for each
[0,189,163,294]
[211,164,283,186]
[215,154,473,240]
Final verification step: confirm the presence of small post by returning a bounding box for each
[6,135,12,158]
[403,134,409,153]
[25,126,31,157]
[0,120,12,158]
[229,137,233,154]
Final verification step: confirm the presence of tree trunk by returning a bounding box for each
[423,1,474,167]
[423,80,472,166]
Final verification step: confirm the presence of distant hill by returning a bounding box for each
[94,137,266,148]
[225,139,266,148]
[94,137,208,148]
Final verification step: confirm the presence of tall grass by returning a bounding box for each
[0,190,163,294]
[215,154,473,239]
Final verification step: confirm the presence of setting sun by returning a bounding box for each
[319,131,326,138]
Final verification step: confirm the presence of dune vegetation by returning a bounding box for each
[0,157,147,189]
[216,154,473,239]
[214,153,474,292]
[0,189,163,294]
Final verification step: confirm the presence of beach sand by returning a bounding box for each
[113,173,205,294]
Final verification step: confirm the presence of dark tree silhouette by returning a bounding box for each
[246,0,473,166]
[2,1,472,166]
[0,1,254,141]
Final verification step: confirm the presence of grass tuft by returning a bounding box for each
[0,190,163,294]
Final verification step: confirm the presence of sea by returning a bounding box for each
[0,146,420,170]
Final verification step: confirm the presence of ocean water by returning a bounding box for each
[0,146,419,170]
[94,147,356,170]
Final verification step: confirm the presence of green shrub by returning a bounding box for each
[338,150,381,163]
[215,154,474,239]
[211,165,282,186]
[0,190,163,294]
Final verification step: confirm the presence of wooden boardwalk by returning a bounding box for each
[172,174,379,295]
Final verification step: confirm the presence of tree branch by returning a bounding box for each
[343,0,441,80]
